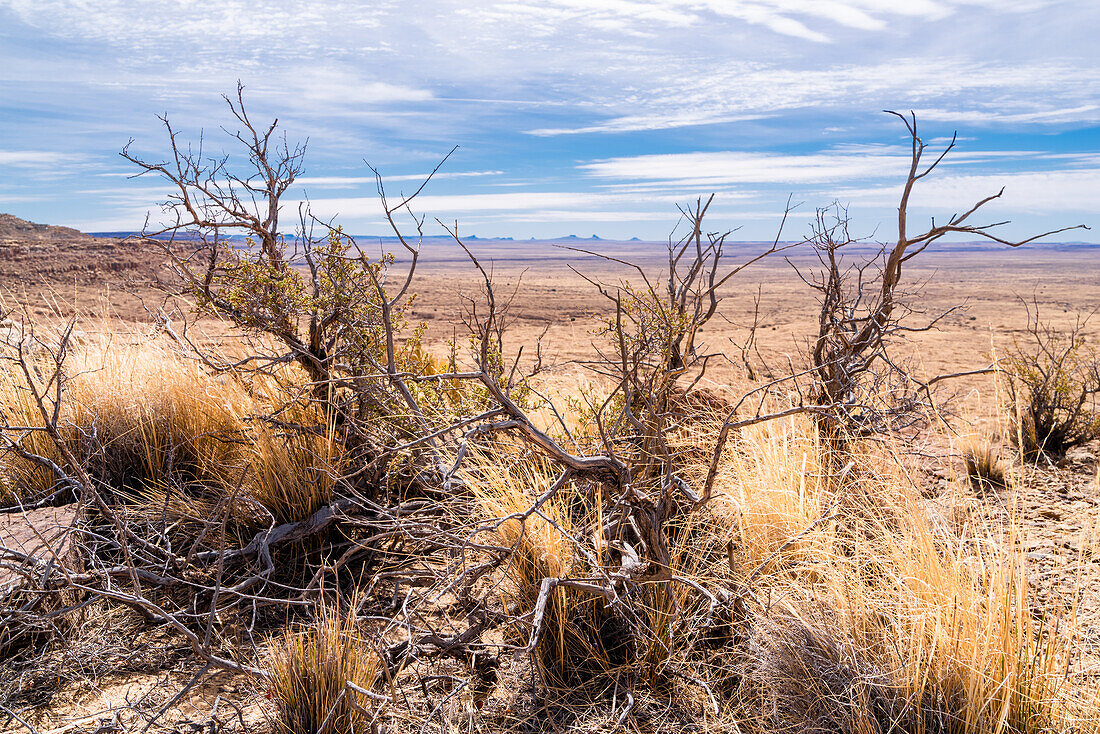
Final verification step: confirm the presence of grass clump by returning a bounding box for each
[705,416,1096,734]
[465,452,624,688]
[455,403,1099,734]
[268,601,381,734]
[963,436,1009,491]
[0,334,342,526]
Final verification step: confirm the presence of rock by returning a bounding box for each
[1063,446,1095,464]
[0,504,79,591]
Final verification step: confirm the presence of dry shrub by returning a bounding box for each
[6,327,1094,733]
[461,381,730,696]
[1002,309,1100,461]
[459,403,1098,733]
[268,600,381,734]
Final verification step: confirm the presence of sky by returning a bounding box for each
[0,0,1097,242]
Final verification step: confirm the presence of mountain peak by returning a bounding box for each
[0,213,94,244]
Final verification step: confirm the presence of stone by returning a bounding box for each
[0,504,79,591]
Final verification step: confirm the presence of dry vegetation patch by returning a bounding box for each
[0,97,1098,734]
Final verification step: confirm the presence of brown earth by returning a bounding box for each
[0,504,78,591]
[2,215,1099,730]
[0,214,179,321]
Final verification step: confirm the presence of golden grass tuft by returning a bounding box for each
[460,394,1099,731]
[268,600,381,734]
[962,435,1009,491]
[702,414,1098,734]
[0,333,341,526]
[463,450,619,687]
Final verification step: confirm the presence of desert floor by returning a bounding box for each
[4,227,1100,730]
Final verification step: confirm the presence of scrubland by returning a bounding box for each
[1,100,1099,734]
[1,324,1097,734]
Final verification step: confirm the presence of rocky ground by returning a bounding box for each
[1012,445,1100,661]
[0,213,178,321]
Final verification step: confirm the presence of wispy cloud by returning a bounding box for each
[0,0,1096,239]
[296,171,505,188]
[529,60,1100,135]
[0,150,83,168]
[299,189,696,218]
[579,150,912,186]
[834,168,1100,215]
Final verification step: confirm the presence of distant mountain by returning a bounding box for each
[0,213,176,306]
[0,213,98,244]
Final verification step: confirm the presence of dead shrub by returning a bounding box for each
[1002,305,1100,461]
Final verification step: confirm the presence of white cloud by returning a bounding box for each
[0,150,81,168]
[0,0,386,48]
[833,168,1100,215]
[296,170,504,187]
[2,0,1097,240]
[471,0,958,43]
[5,0,1097,139]
[528,113,768,136]
[917,105,1100,125]
[529,58,1100,135]
[578,147,1078,189]
[580,150,912,186]
[300,189,692,217]
[268,69,433,110]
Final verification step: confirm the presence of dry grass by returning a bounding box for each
[962,435,1009,491]
[699,415,1097,734]
[461,403,1098,733]
[0,332,341,526]
[268,599,381,734]
[3,328,1097,733]
[464,452,620,688]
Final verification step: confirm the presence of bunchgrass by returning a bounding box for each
[0,331,342,527]
[268,599,381,734]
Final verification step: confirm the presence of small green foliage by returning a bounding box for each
[1003,313,1100,461]
[597,280,692,370]
[207,237,311,334]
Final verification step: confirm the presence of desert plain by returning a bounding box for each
[1,212,1099,733]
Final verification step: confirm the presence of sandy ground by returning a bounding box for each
[400,239,1100,393]
[4,229,1100,730]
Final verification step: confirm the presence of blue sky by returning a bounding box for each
[0,0,1097,241]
